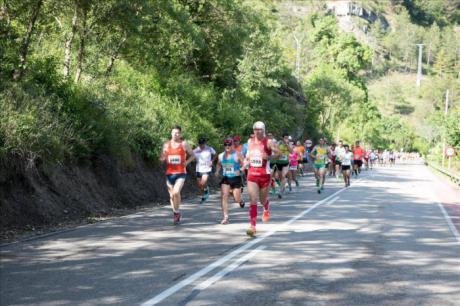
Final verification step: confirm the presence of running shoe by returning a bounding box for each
[246,226,256,237]
[204,188,210,201]
[262,210,270,222]
[239,200,245,208]
[317,189,321,194]
[278,193,282,199]
[173,212,181,225]
[295,180,299,187]
[221,216,229,225]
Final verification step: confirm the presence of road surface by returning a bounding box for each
[1,163,459,306]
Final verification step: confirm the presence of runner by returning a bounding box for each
[389,151,396,166]
[304,139,313,172]
[193,137,216,204]
[160,125,195,225]
[340,144,353,187]
[328,143,337,177]
[276,133,293,199]
[288,149,299,189]
[244,121,279,237]
[215,138,245,224]
[294,140,306,176]
[233,135,246,190]
[352,141,364,176]
[370,149,377,169]
[363,148,370,170]
[334,140,345,179]
[310,137,330,193]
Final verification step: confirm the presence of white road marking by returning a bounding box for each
[437,202,460,244]
[140,184,350,305]
[194,245,267,291]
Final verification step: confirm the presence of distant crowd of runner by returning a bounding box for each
[160,122,422,236]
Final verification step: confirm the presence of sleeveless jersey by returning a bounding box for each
[219,151,240,178]
[313,146,328,165]
[247,137,271,177]
[278,143,290,163]
[165,141,186,175]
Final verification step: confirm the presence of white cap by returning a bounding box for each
[253,121,265,130]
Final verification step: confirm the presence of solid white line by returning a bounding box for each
[141,185,350,306]
[194,245,267,291]
[437,202,460,244]
[324,196,340,206]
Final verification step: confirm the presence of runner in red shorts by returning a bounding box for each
[244,121,279,237]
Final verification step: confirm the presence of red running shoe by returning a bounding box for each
[173,212,181,225]
[262,210,270,222]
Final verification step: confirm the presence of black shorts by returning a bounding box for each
[277,162,289,171]
[354,160,363,167]
[342,165,351,171]
[220,176,242,189]
[336,161,342,166]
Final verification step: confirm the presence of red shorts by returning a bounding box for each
[247,174,271,188]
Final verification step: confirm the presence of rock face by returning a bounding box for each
[0,155,202,239]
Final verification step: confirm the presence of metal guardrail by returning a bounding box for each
[427,162,460,187]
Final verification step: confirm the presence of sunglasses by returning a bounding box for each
[224,143,232,147]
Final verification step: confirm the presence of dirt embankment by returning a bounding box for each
[0,155,207,242]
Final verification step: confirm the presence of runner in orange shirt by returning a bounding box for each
[352,141,364,176]
[160,125,195,225]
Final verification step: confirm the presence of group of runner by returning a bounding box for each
[160,123,375,237]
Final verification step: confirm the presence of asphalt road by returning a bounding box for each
[1,163,459,306]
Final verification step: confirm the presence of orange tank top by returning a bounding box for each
[165,141,186,175]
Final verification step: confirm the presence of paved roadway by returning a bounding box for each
[1,163,459,306]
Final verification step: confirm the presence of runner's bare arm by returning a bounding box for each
[268,139,280,160]
[159,142,168,162]
[310,146,316,159]
[214,156,221,177]
[183,142,196,166]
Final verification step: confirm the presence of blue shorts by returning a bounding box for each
[196,171,211,178]
[166,173,187,186]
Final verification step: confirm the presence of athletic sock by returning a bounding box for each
[250,203,258,227]
[263,200,269,211]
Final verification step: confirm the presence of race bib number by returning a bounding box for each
[289,165,297,171]
[280,155,288,161]
[168,155,181,165]
[250,157,263,167]
[223,165,235,176]
[354,154,361,160]
[199,160,211,171]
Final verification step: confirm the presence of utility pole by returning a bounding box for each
[441,89,449,168]
[416,44,424,87]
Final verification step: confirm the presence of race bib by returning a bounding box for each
[223,165,235,176]
[198,160,211,171]
[289,165,298,171]
[354,154,361,160]
[280,155,288,161]
[168,155,181,165]
[250,157,263,167]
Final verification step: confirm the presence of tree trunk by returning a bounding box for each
[63,5,78,79]
[12,0,43,81]
[426,40,432,66]
[75,5,88,83]
[105,35,126,76]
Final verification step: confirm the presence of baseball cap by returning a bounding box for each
[198,137,206,144]
[224,138,233,145]
[253,121,265,130]
[233,135,241,142]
